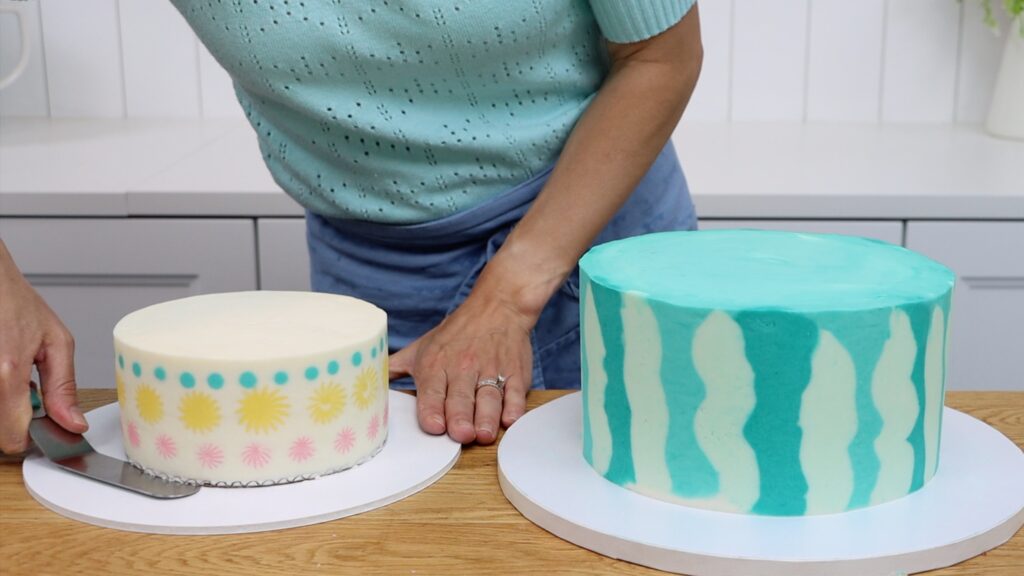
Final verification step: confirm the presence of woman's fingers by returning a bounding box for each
[37,329,87,432]
[473,345,504,444]
[444,366,478,444]
[413,339,449,435]
[473,384,503,445]
[0,358,32,454]
[387,337,418,380]
[501,351,532,428]
[410,291,537,444]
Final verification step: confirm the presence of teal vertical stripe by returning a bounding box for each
[648,302,717,497]
[590,282,635,485]
[934,292,953,477]
[580,277,594,465]
[819,309,890,510]
[737,311,817,516]
[906,302,932,491]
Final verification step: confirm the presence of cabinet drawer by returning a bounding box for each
[906,221,1024,391]
[1,218,257,389]
[257,218,310,291]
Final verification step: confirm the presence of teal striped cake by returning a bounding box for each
[579,230,955,516]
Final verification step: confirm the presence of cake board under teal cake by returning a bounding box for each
[498,393,1024,576]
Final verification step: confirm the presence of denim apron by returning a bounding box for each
[306,141,697,390]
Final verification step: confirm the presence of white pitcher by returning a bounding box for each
[986,18,1024,141]
[0,0,33,90]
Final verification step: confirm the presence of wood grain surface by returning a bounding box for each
[1,390,1021,576]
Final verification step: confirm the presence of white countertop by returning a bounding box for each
[1,118,1021,220]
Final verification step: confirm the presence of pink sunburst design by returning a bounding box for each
[242,442,271,469]
[126,421,141,448]
[334,427,356,454]
[367,413,381,441]
[289,436,315,462]
[197,443,224,469]
[155,434,177,459]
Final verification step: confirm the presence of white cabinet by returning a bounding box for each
[699,219,903,245]
[905,222,1024,391]
[0,218,257,389]
[257,218,310,291]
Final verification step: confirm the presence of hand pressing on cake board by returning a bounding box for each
[0,240,88,454]
[389,7,703,444]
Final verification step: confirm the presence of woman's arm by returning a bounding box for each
[390,6,703,444]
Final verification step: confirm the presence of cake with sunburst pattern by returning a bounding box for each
[113,291,389,486]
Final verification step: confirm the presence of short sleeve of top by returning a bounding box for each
[589,0,696,43]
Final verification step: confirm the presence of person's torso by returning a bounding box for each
[172,1,609,223]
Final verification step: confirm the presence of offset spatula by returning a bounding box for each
[27,388,200,499]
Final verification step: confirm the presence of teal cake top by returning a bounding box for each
[580,231,955,312]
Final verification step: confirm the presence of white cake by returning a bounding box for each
[113,291,388,486]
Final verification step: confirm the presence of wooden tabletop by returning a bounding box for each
[1,390,1021,576]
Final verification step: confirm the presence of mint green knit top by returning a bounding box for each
[172,1,695,224]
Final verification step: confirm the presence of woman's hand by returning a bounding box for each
[388,254,554,445]
[0,241,87,454]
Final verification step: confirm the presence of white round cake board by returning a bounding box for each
[498,392,1024,576]
[23,391,460,534]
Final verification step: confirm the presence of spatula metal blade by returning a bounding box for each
[29,412,199,499]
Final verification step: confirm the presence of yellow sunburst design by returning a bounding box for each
[135,384,163,424]
[309,381,347,424]
[237,388,290,434]
[353,366,379,410]
[115,373,127,406]
[179,391,221,434]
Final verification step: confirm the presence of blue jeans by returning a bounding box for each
[307,142,697,390]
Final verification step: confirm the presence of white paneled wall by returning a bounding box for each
[882,0,962,123]
[731,0,809,121]
[685,0,730,122]
[119,0,201,117]
[806,0,886,122]
[39,0,125,118]
[0,0,1014,123]
[0,0,240,118]
[198,43,241,118]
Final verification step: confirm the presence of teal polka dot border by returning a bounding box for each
[208,373,224,390]
[240,371,257,389]
[115,337,387,392]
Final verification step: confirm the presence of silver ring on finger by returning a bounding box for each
[476,374,507,398]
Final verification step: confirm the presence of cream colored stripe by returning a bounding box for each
[923,306,946,480]
[870,309,920,505]
[621,293,671,494]
[584,285,613,475]
[693,311,759,513]
[800,329,857,514]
